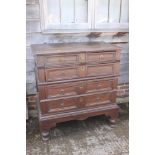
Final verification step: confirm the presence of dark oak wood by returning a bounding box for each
[38,77,117,100]
[32,42,120,141]
[37,62,119,83]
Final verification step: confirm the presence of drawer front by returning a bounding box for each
[38,65,86,82]
[38,78,117,100]
[36,53,86,66]
[36,51,119,67]
[40,97,79,114]
[37,63,119,82]
[86,51,118,63]
[40,91,116,115]
[84,92,116,107]
[45,67,80,82]
[87,63,119,77]
[38,83,78,100]
[86,78,117,93]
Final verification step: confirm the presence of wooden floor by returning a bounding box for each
[27,112,129,155]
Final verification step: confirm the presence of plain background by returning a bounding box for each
[0,0,155,155]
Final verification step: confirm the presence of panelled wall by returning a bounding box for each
[26,0,129,108]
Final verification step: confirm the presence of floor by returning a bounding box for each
[27,112,129,155]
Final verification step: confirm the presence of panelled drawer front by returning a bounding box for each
[45,66,80,82]
[86,78,117,93]
[85,92,116,107]
[38,78,117,100]
[40,97,79,114]
[37,63,119,82]
[38,83,79,100]
[87,62,119,78]
[86,51,118,63]
[37,53,86,66]
[36,51,119,67]
[44,65,87,82]
[40,91,116,115]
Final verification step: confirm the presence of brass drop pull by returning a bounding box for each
[60,100,64,106]
[97,84,102,88]
[79,86,83,89]
[61,71,65,76]
[79,84,84,90]
[97,96,100,101]
[60,89,64,95]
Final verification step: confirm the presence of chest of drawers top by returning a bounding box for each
[32,42,120,55]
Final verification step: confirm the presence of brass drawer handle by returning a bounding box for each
[79,86,83,90]
[80,86,83,89]
[79,84,84,90]
[60,89,64,95]
[61,71,65,76]
[97,84,102,88]
[96,96,101,101]
[60,100,64,106]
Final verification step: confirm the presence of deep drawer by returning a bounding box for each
[37,62,119,83]
[38,78,117,100]
[86,62,119,78]
[39,91,116,115]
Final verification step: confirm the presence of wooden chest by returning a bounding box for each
[32,42,120,140]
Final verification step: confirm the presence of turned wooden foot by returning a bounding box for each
[41,130,50,141]
[39,120,56,141]
[105,109,119,124]
[109,118,116,124]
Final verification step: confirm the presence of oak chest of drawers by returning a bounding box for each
[32,42,120,140]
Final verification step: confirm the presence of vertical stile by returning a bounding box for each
[109,0,121,23]
[119,0,122,23]
[91,0,95,29]
[61,0,75,23]
[74,0,75,23]
[59,0,62,23]
[75,0,88,23]
[95,0,109,24]
[120,0,129,23]
[108,0,110,23]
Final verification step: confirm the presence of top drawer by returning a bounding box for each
[86,51,120,64]
[36,53,85,67]
[35,50,119,67]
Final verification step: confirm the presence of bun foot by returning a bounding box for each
[109,118,116,124]
[41,130,50,141]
